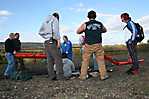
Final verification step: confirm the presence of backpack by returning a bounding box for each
[134,23,144,42]
[10,70,32,81]
[123,22,144,42]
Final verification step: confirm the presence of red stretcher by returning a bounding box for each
[104,55,144,65]
[15,53,144,65]
[15,53,47,59]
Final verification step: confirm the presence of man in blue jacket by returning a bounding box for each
[61,35,73,60]
[121,13,140,75]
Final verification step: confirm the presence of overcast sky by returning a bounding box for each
[0,0,149,45]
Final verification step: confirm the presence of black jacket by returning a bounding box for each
[14,39,21,52]
[5,38,15,53]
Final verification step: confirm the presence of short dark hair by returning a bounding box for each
[63,35,68,40]
[15,33,19,36]
[15,33,20,39]
[120,13,130,20]
[87,10,96,19]
[53,12,59,20]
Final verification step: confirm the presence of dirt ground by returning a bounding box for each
[0,52,149,99]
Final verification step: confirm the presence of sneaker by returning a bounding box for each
[89,72,98,77]
[79,75,89,80]
[107,69,113,72]
[101,75,109,80]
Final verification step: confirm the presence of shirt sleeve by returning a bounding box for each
[52,17,60,40]
[65,41,72,53]
[128,21,138,41]
[38,15,53,39]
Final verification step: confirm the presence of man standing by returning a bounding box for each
[4,33,16,78]
[61,35,73,60]
[77,10,109,80]
[121,13,140,75]
[39,12,64,80]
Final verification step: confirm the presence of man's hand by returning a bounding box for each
[57,39,61,48]
[101,26,107,33]
[13,50,16,54]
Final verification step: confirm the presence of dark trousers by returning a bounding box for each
[126,40,139,69]
[15,58,25,70]
[44,40,64,79]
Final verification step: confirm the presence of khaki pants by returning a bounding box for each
[80,43,107,80]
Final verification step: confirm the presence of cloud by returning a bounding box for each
[69,2,90,12]
[68,3,123,33]
[60,26,72,34]
[0,10,12,16]
[137,15,149,24]
[0,10,12,31]
[97,13,118,17]
[60,9,149,44]
[96,12,123,33]
[60,25,79,43]
[97,12,149,35]
[136,15,149,34]
[100,13,149,43]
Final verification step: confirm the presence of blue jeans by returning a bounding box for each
[126,39,139,69]
[92,53,98,71]
[4,53,15,77]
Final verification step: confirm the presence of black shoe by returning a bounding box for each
[51,76,57,80]
[1,75,9,80]
[56,75,66,80]
[47,75,57,80]
[92,70,99,72]
[107,69,113,72]
[88,73,93,78]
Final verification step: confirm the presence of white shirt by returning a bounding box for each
[39,15,60,40]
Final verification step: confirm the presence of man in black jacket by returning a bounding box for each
[4,33,16,78]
